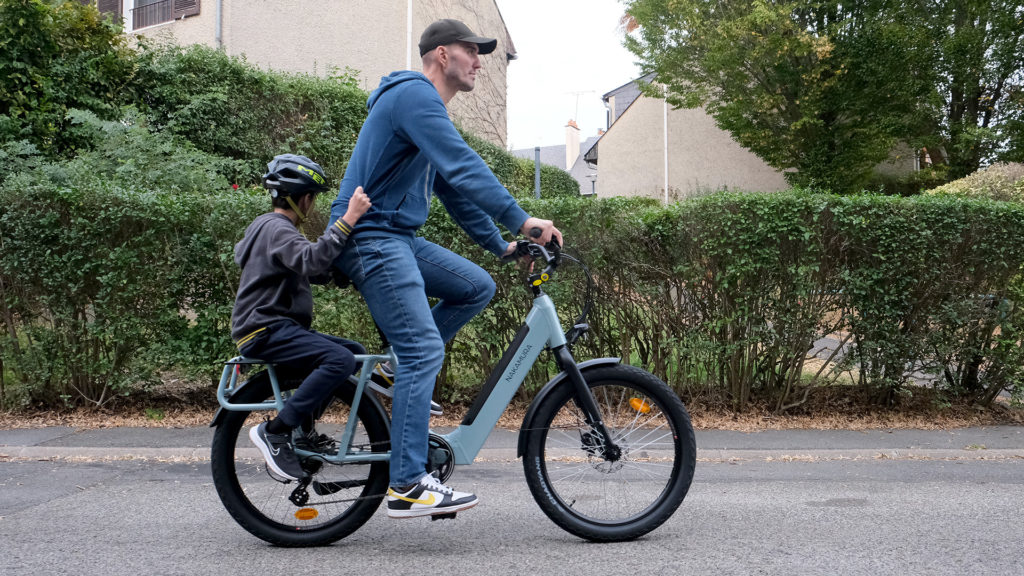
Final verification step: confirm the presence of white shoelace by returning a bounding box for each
[421,474,454,495]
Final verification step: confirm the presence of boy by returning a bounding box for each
[231,154,370,482]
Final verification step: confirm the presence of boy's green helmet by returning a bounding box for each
[262,154,330,198]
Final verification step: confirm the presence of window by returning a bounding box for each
[132,0,200,30]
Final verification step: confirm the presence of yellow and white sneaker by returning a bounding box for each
[386,473,478,518]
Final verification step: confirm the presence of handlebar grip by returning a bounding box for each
[528,227,561,251]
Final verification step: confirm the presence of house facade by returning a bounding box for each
[590,76,790,201]
[94,0,515,147]
[590,75,920,201]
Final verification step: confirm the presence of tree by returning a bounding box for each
[623,0,937,193]
[934,0,1024,178]
[624,0,1024,188]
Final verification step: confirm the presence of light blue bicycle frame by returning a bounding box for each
[216,292,568,467]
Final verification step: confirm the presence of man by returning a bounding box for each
[329,18,562,519]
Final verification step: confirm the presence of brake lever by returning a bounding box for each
[501,239,534,261]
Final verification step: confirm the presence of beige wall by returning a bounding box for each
[873,142,920,178]
[597,94,790,200]
[133,0,509,146]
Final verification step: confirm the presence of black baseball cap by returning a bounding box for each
[419,19,497,56]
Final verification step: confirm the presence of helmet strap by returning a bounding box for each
[284,195,308,233]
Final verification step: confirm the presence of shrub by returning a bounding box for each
[399,192,1024,411]
[0,0,135,158]
[926,162,1024,202]
[129,43,368,185]
[0,113,262,407]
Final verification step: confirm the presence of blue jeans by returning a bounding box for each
[335,234,496,487]
[239,321,365,429]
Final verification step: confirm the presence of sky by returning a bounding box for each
[494,0,641,150]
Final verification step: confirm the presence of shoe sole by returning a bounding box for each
[248,426,300,483]
[386,498,479,519]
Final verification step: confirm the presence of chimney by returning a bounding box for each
[565,119,580,170]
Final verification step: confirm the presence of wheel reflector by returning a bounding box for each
[629,397,651,413]
[295,508,319,521]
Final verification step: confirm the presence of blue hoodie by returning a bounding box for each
[329,71,529,257]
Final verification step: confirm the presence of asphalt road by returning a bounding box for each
[3,455,1023,576]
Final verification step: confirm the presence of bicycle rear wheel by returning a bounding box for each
[522,364,696,541]
[211,374,390,546]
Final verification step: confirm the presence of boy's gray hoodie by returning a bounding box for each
[230,213,350,344]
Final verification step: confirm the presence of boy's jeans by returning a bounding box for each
[335,234,496,487]
[239,321,364,428]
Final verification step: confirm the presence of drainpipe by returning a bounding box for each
[215,0,223,49]
[406,0,413,69]
[663,89,669,204]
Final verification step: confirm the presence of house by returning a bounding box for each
[589,75,922,200]
[512,74,791,200]
[91,0,516,147]
[588,75,790,201]
[511,120,602,196]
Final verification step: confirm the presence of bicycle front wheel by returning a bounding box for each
[522,364,696,542]
[211,375,390,546]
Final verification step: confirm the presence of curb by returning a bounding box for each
[3,446,1023,462]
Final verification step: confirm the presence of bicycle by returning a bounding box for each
[210,237,696,546]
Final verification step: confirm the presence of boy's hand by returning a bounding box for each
[342,186,371,227]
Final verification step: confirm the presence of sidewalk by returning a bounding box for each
[2,425,1023,462]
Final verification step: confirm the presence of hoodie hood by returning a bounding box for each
[367,71,431,111]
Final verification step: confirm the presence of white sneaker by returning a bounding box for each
[386,473,478,518]
[368,362,443,416]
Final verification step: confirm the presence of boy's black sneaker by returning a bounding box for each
[368,361,443,416]
[249,422,307,482]
[386,472,478,518]
[295,426,338,455]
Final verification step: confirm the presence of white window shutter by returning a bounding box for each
[172,0,200,18]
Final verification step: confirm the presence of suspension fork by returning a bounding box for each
[551,345,622,461]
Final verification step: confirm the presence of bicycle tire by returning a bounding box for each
[211,374,390,546]
[522,364,696,542]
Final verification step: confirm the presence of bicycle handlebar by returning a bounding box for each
[502,230,562,295]
[504,229,593,347]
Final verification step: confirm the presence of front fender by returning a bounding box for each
[516,357,621,457]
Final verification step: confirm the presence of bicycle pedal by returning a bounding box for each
[430,512,457,521]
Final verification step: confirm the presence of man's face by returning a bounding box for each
[443,42,482,92]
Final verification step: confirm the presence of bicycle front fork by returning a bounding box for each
[552,346,622,461]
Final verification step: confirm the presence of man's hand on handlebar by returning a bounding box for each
[520,217,563,248]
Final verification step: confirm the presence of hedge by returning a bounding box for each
[3,163,1022,411]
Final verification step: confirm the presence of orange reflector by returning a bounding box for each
[629,398,652,414]
[294,508,319,521]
